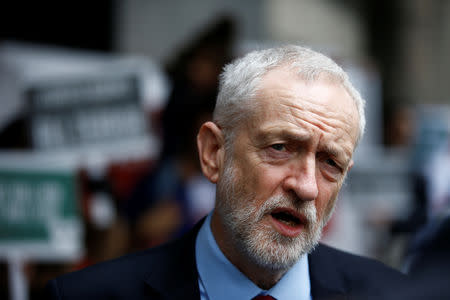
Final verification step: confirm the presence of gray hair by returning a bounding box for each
[213,45,366,147]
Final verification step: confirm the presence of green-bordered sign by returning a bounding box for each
[0,156,82,260]
[0,169,77,241]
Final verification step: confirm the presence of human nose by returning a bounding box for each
[282,155,318,202]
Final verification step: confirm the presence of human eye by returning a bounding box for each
[325,158,339,168]
[263,143,291,161]
[270,143,286,151]
[319,156,344,181]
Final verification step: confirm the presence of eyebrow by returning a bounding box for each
[255,128,311,144]
[256,128,352,166]
[320,144,351,167]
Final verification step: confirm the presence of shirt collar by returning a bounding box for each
[195,213,311,300]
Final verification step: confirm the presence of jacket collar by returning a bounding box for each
[308,244,348,300]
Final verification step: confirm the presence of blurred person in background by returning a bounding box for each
[387,109,450,257]
[384,104,416,148]
[123,16,236,250]
[385,111,450,299]
[46,45,406,300]
[399,133,450,298]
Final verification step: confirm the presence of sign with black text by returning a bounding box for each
[27,75,147,150]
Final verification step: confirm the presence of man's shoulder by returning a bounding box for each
[45,245,169,299]
[309,244,406,299]
[312,243,391,265]
[61,245,166,280]
[312,243,403,277]
[45,227,200,300]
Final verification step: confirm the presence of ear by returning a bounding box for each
[197,121,225,183]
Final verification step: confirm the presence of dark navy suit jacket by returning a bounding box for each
[45,221,406,300]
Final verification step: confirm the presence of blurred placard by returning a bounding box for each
[346,150,413,217]
[0,42,164,162]
[412,104,450,172]
[26,74,147,150]
[0,155,82,260]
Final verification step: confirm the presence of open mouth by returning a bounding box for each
[269,208,304,237]
[271,209,302,227]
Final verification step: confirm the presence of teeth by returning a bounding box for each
[279,218,296,226]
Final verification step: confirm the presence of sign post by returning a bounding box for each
[8,254,27,300]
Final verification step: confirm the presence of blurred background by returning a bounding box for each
[1,1,449,299]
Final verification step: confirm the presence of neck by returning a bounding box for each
[210,211,289,289]
[241,261,288,290]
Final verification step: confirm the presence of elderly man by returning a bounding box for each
[46,46,405,300]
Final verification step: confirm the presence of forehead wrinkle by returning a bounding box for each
[279,100,354,141]
[251,79,359,153]
[252,98,356,145]
[265,82,359,137]
[283,102,335,132]
[258,100,356,161]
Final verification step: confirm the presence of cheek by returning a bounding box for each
[251,165,287,197]
[235,162,287,210]
[314,180,339,219]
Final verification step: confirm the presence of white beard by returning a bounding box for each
[215,161,329,270]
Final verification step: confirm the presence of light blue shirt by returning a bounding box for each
[195,213,312,300]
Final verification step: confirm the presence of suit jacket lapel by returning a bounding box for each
[144,221,203,299]
[309,244,348,300]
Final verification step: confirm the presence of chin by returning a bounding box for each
[237,223,322,271]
